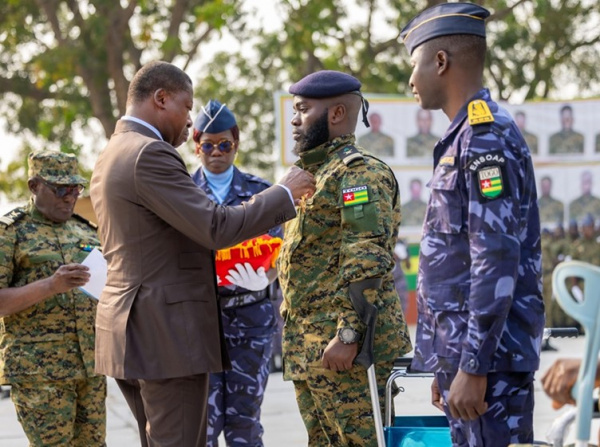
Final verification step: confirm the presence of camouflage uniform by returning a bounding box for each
[413,89,543,445]
[278,134,412,447]
[570,232,600,267]
[401,198,427,227]
[548,129,584,154]
[0,202,106,446]
[569,194,600,224]
[357,131,395,157]
[192,166,281,447]
[406,132,440,158]
[538,195,564,226]
[521,130,538,155]
[546,232,580,328]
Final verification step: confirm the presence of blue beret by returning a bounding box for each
[289,70,362,98]
[193,99,237,134]
[581,213,595,227]
[400,2,490,55]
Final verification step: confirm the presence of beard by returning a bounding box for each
[293,109,330,155]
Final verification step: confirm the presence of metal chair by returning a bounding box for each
[553,260,600,447]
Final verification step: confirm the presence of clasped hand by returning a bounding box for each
[226,262,269,291]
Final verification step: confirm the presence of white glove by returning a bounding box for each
[226,262,269,291]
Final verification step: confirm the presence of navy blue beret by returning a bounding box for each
[400,2,490,55]
[289,70,362,98]
[581,213,595,227]
[194,99,237,134]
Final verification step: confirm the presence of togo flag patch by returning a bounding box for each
[342,185,369,206]
[478,166,503,199]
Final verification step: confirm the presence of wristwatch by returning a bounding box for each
[338,327,361,345]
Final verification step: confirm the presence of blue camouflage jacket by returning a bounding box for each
[412,89,544,376]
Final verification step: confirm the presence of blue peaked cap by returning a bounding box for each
[289,70,371,127]
[193,99,237,134]
[400,2,490,55]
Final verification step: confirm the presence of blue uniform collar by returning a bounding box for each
[192,166,253,205]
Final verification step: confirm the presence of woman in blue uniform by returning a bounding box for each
[191,100,281,447]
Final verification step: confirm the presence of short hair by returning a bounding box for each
[192,125,240,144]
[127,61,192,105]
[424,34,486,68]
[560,104,573,115]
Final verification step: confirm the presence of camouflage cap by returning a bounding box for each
[28,150,87,185]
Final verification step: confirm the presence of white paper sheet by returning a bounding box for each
[78,248,107,300]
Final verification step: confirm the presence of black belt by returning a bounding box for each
[219,290,268,309]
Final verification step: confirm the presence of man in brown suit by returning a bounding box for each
[90,61,315,447]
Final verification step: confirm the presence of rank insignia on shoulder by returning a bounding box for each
[468,100,494,126]
[439,156,455,166]
[337,146,363,166]
[342,185,369,207]
[0,208,26,227]
[478,166,503,199]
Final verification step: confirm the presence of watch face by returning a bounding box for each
[340,328,358,343]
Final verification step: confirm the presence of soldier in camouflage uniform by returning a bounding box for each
[357,112,395,157]
[191,100,281,447]
[570,213,600,268]
[569,170,600,224]
[401,178,428,227]
[401,4,544,446]
[279,70,411,446]
[514,111,538,155]
[537,175,564,226]
[406,109,440,158]
[548,104,584,155]
[0,150,106,446]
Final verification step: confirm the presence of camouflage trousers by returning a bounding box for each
[436,371,535,447]
[207,334,273,447]
[10,375,107,446]
[293,359,394,447]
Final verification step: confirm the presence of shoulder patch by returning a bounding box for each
[468,100,494,126]
[0,208,27,227]
[72,213,98,230]
[477,166,504,199]
[467,150,506,172]
[342,185,369,207]
[337,146,364,166]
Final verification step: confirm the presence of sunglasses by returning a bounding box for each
[39,178,85,198]
[199,139,235,154]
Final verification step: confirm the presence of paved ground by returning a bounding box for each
[0,328,598,446]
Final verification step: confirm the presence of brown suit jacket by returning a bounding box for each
[90,120,295,380]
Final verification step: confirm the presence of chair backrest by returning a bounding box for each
[553,260,600,446]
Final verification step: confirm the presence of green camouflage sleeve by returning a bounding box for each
[0,225,16,289]
[335,159,399,330]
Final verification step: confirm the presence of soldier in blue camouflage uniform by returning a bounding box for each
[401,4,544,447]
[0,150,106,446]
[191,100,281,447]
[278,70,412,446]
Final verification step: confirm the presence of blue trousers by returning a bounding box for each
[207,335,273,447]
[436,371,535,447]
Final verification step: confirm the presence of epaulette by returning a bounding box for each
[72,213,98,230]
[468,99,495,135]
[0,208,27,228]
[337,146,364,166]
